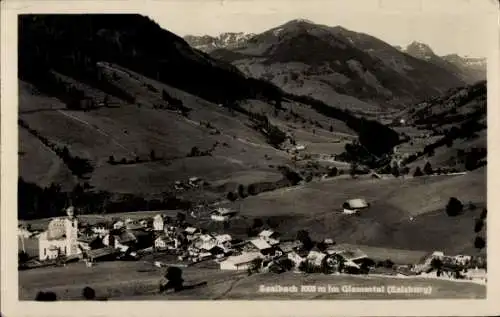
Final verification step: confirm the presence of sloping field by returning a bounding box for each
[19,261,485,300]
[227,172,485,253]
[18,128,76,190]
[18,63,293,194]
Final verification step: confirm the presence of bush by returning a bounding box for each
[247,184,258,196]
[480,208,487,220]
[413,166,424,177]
[474,219,484,233]
[474,236,486,250]
[82,287,96,300]
[237,184,246,198]
[227,192,237,201]
[446,197,463,217]
[423,162,433,175]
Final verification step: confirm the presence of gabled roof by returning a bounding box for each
[87,247,117,259]
[250,238,272,250]
[345,198,369,209]
[222,252,262,265]
[215,234,232,243]
[213,207,234,216]
[184,227,198,234]
[258,229,276,238]
[115,230,137,244]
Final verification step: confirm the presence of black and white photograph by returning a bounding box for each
[2,0,499,315]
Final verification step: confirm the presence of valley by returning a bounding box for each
[16,14,487,301]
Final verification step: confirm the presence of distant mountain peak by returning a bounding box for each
[405,41,436,59]
[287,18,315,24]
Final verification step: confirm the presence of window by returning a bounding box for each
[64,246,67,254]
[44,248,46,256]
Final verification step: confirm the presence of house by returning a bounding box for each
[38,208,80,261]
[155,235,176,250]
[18,226,32,238]
[153,214,164,231]
[431,251,445,259]
[92,223,110,236]
[125,222,143,230]
[113,220,125,230]
[307,250,327,267]
[86,247,118,262]
[454,255,472,265]
[210,207,237,222]
[249,238,274,256]
[184,227,199,236]
[139,219,149,228]
[287,249,309,267]
[219,252,263,270]
[326,245,371,269]
[188,177,203,187]
[463,268,487,283]
[279,241,302,254]
[342,198,369,214]
[103,230,138,252]
[258,230,280,245]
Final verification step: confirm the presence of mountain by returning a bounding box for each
[442,54,487,83]
[184,32,255,53]
[401,42,486,84]
[18,14,402,219]
[393,80,486,173]
[195,20,466,111]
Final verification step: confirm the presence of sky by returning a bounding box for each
[145,0,497,58]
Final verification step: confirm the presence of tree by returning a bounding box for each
[18,251,29,268]
[474,236,486,250]
[252,218,264,229]
[226,192,237,202]
[247,184,258,196]
[176,212,186,224]
[161,266,184,292]
[446,138,454,148]
[296,230,314,250]
[474,219,484,233]
[35,291,57,301]
[480,208,487,220]
[391,163,400,178]
[82,287,96,300]
[446,197,463,217]
[430,258,443,270]
[329,125,333,132]
[279,258,294,271]
[237,184,246,198]
[423,162,433,175]
[328,167,338,177]
[150,150,156,161]
[349,162,358,178]
[413,166,423,177]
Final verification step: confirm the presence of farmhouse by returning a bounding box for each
[219,252,263,270]
[210,207,236,222]
[342,198,369,214]
[258,230,280,245]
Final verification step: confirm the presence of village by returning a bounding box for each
[18,201,487,289]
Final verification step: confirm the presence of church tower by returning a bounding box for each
[64,206,79,256]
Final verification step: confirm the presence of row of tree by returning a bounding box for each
[18,178,192,220]
[19,120,94,179]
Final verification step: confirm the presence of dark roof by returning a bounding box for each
[87,247,116,259]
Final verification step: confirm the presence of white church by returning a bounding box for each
[38,206,81,261]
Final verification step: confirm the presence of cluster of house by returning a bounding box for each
[411,251,487,283]
[23,207,486,284]
[174,177,204,191]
